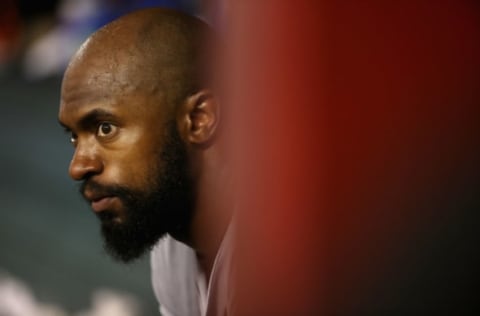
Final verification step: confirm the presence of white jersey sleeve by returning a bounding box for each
[150,235,206,316]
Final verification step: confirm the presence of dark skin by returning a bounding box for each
[58,8,231,279]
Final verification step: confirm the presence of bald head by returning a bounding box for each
[58,7,230,266]
[63,8,212,113]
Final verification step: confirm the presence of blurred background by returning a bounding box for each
[1,1,479,315]
[0,1,204,315]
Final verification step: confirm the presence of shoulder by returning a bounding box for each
[205,222,236,316]
[150,235,203,316]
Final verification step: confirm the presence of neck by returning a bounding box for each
[187,150,233,280]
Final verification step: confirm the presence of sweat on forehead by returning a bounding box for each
[62,8,209,109]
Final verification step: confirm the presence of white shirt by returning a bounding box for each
[150,226,233,316]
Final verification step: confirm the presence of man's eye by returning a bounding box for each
[70,133,77,144]
[97,122,117,138]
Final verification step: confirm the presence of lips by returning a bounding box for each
[83,190,117,213]
[91,196,117,213]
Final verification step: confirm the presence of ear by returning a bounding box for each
[178,89,219,146]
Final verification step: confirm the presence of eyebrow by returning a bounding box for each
[59,108,117,132]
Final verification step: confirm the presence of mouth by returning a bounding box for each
[83,190,117,213]
[91,196,117,213]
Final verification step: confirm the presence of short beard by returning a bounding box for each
[80,122,194,263]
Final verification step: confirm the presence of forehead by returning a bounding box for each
[62,52,143,100]
[59,67,168,129]
[59,53,167,125]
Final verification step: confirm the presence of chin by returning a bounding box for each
[100,219,167,263]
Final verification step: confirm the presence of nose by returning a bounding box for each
[69,145,103,181]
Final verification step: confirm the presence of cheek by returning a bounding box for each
[104,137,164,190]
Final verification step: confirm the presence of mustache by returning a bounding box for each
[79,180,129,201]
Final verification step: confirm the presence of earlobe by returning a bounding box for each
[179,90,219,146]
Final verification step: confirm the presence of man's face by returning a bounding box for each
[58,60,193,262]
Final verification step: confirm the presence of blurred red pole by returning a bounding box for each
[223,1,479,315]
[226,2,327,315]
